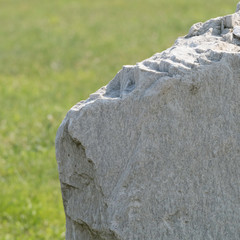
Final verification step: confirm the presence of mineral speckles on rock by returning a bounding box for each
[56,3,240,240]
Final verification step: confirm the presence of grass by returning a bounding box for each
[0,0,237,239]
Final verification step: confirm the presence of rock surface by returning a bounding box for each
[56,4,240,240]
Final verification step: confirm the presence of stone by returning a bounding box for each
[56,3,240,240]
[236,2,240,12]
[233,26,240,38]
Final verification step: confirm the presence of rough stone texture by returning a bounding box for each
[56,4,240,240]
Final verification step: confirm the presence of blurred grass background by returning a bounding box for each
[0,0,237,239]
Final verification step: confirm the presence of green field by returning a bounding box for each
[0,0,237,239]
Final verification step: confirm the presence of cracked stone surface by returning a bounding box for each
[56,3,240,240]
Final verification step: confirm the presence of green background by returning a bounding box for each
[0,0,237,239]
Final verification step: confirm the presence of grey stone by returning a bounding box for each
[233,26,240,38]
[236,2,240,12]
[56,4,240,240]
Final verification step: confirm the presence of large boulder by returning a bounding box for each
[56,4,240,240]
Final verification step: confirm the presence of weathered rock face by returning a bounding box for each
[56,4,240,240]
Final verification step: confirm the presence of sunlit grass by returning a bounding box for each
[0,0,237,239]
